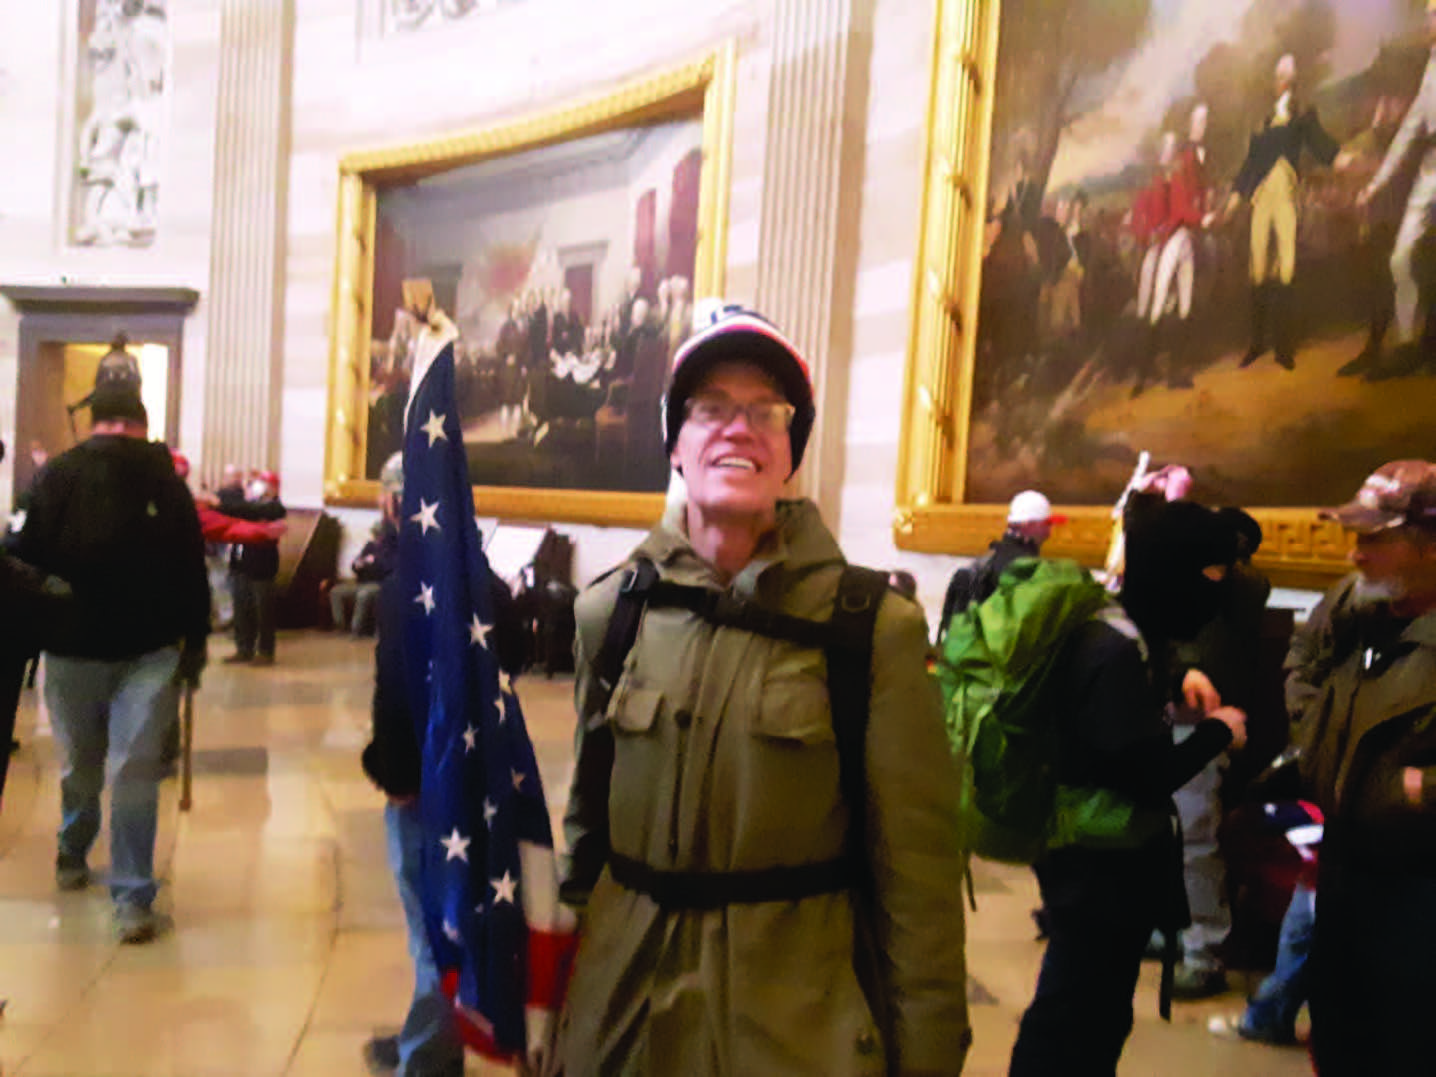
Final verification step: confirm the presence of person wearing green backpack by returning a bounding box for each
[993,495,1249,1076]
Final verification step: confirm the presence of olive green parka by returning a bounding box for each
[556,499,971,1076]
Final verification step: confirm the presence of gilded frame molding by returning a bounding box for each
[893,0,1353,591]
[323,46,737,527]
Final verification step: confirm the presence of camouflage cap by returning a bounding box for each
[1321,460,1436,534]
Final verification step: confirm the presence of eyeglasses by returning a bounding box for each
[684,396,795,435]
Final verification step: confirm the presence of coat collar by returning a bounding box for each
[635,498,843,596]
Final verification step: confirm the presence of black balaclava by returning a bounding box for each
[1120,495,1237,645]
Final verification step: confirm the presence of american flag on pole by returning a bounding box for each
[398,323,575,1062]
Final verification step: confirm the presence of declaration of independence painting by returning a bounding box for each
[363,117,703,495]
[967,0,1436,508]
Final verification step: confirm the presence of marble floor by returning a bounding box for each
[0,631,1312,1076]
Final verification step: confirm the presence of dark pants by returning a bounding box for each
[1310,859,1436,1076]
[231,573,276,659]
[1009,843,1165,1077]
[0,651,27,801]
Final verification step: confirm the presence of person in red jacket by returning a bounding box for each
[169,452,286,547]
[1148,104,1212,390]
[1133,132,1176,326]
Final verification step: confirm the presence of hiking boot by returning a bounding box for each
[56,862,91,892]
[362,1033,400,1075]
[115,904,163,945]
[1171,963,1228,1000]
[251,654,276,667]
[222,653,253,665]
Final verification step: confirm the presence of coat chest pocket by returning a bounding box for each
[608,685,663,735]
[754,652,834,745]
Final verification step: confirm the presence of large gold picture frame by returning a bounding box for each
[324,47,736,527]
[893,0,1362,590]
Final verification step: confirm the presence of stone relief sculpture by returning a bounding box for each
[387,0,521,34]
[72,0,168,247]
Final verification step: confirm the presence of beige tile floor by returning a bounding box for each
[0,631,1313,1076]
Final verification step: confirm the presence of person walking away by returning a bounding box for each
[15,383,209,943]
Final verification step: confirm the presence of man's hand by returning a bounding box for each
[1208,705,1247,751]
[1404,767,1424,807]
[261,521,287,541]
[1182,669,1222,714]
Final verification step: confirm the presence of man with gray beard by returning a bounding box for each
[1291,460,1436,1073]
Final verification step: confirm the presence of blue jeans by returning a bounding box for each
[1242,880,1313,1040]
[385,800,463,1076]
[45,646,180,909]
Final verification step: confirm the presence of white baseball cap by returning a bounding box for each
[1007,490,1067,525]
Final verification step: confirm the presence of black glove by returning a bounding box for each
[176,639,207,687]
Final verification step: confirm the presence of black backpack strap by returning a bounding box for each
[589,557,660,715]
[825,565,893,1072]
[643,579,837,649]
[824,565,889,857]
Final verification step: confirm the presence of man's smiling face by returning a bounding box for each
[671,359,793,523]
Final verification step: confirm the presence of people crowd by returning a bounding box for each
[3,301,1432,1077]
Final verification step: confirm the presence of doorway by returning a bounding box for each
[1,286,197,502]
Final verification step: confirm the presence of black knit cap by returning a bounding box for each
[661,304,815,473]
[90,383,148,426]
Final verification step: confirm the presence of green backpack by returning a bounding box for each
[935,557,1135,864]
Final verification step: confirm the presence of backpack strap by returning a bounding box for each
[824,566,889,864]
[825,565,895,1072]
[589,556,660,716]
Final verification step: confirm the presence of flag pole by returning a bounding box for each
[1102,451,1149,591]
[179,682,195,812]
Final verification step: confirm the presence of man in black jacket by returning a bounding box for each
[16,384,209,944]
[937,489,1064,643]
[1009,497,1248,1076]
[0,438,74,804]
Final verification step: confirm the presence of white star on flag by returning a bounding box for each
[491,870,518,905]
[440,827,471,862]
[511,768,525,791]
[483,798,498,827]
[496,694,508,724]
[415,583,436,616]
[498,670,512,696]
[462,724,478,752]
[421,410,448,447]
[443,919,463,944]
[469,615,491,648]
[411,499,440,535]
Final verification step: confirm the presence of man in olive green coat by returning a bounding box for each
[1294,460,1436,1074]
[556,305,971,1076]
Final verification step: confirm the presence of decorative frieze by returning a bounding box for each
[383,0,527,35]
